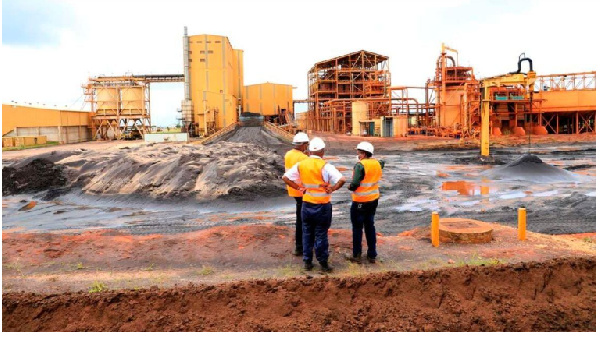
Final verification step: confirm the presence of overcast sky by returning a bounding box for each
[2,0,598,126]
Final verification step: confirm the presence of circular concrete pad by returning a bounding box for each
[439,218,493,244]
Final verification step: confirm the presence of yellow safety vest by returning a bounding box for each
[285,149,308,197]
[298,157,331,204]
[352,158,382,202]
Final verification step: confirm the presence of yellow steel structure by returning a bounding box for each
[187,34,244,136]
[480,69,537,157]
[244,83,293,122]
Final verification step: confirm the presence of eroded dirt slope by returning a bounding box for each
[2,257,595,332]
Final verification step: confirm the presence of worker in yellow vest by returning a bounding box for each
[347,141,384,263]
[284,132,310,256]
[282,137,346,272]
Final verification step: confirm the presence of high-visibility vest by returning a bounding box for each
[298,157,331,204]
[352,158,382,202]
[285,149,308,197]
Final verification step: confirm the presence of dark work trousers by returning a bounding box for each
[301,201,332,263]
[350,199,379,258]
[294,197,303,252]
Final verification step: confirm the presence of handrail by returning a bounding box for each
[264,121,294,143]
[199,122,239,144]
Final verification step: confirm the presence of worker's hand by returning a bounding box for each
[324,186,334,194]
[299,186,307,194]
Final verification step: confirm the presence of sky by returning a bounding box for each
[2,0,598,127]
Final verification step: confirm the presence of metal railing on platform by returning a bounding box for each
[199,122,240,145]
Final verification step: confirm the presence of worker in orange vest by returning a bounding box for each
[284,132,310,256]
[282,137,346,272]
[347,141,384,263]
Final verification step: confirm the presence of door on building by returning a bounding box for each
[383,118,393,137]
[369,122,375,136]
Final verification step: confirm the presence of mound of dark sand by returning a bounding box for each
[3,143,286,201]
[2,158,67,196]
[482,154,583,183]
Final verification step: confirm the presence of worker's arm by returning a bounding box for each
[282,176,306,193]
[323,164,346,194]
[348,162,365,191]
[327,178,346,194]
[282,163,305,192]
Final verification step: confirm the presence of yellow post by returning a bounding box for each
[518,208,527,240]
[431,212,440,247]
[481,100,490,157]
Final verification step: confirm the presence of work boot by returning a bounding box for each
[345,254,362,263]
[303,261,314,271]
[319,261,333,273]
[293,248,303,257]
[367,256,377,264]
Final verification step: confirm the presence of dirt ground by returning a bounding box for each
[2,131,596,331]
[3,256,595,331]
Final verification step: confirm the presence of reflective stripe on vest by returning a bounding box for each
[352,158,382,202]
[298,157,331,204]
[285,149,308,197]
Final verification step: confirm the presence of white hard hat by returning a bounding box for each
[292,132,310,144]
[308,137,326,151]
[357,141,374,154]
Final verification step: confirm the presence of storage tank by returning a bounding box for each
[96,88,119,115]
[120,87,145,115]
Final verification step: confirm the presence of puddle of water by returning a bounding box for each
[441,181,492,196]
[586,191,596,197]
[532,190,560,197]
[499,192,528,200]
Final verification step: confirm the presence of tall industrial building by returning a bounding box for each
[182,28,244,136]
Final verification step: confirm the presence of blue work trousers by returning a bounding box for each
[301,201,332,263]
[350,199,378,258]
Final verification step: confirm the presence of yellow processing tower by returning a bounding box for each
[182,29,244,136]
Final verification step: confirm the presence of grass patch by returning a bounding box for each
[3,141,60,151]
[142,263,155,271]
[275,264,301,278]
[452,253,505,267]
[582,237,595,243]
[89,281,108,293]
[195,265,215,276]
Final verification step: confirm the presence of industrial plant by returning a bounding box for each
[2,24,597,332]
[2,27,595,146]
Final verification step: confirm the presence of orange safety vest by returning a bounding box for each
[298,157,331,204]
[284,149,308,197]
[352,158,382,202]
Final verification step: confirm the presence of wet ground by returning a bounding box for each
[2,144,595,236]
[2,133,596,331]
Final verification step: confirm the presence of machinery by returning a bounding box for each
[479,54,539,157]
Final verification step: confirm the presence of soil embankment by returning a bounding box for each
[2,257,595,331]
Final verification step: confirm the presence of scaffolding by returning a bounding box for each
[306,50,391,133]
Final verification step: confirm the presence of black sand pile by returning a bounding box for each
[2,159,67,196]
[481,154,582,183]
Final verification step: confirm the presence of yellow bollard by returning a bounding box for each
[518,208,527,240]
[431,212,440,247]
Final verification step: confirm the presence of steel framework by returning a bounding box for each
[306,50,391,133]
[83,74,184,140]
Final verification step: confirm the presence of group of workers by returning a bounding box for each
[282,132,384,272]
